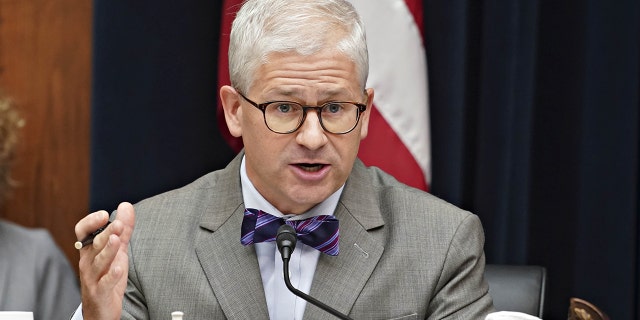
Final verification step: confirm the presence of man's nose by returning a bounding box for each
[295,111,328,150]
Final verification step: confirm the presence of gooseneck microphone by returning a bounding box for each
[276,224,353,320]
[276,224,297,260]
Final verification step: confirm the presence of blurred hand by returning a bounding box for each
[75,202,135,320]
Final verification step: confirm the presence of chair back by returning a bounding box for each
[484,264,547,318]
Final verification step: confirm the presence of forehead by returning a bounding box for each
[250,49,362,99]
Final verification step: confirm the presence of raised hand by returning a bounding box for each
[75,202,136,320]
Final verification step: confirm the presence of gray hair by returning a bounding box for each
[228,0,369,93]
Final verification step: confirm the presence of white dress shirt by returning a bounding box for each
[71,155,344,320]
[241,156,344,320]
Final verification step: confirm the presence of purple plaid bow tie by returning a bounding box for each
[240,208,340,256]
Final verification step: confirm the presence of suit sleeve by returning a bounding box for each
[121,239,150,319]
[426,214,495,319]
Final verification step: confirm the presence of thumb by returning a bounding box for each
[115,202,136,244]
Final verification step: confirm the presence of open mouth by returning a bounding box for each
[296,163,326,172]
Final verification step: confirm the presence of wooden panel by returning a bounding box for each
[0,0,92,273]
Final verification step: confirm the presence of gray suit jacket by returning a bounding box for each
[122,154,494,319]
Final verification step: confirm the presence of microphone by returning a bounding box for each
[276,223,297,260]
[276,224,353,320]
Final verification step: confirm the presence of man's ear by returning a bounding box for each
[359,88,374,139]
[219,85,243,138]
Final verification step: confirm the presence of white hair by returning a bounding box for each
[228,0,369,93]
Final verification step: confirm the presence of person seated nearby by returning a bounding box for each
[0,92,81,319]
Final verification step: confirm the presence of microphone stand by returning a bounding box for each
[276,224,353,320]
[282,257,353,320]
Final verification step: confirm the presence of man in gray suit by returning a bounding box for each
[74,0,495,319]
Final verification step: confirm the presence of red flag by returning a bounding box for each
[217,0,430,190]
[350,0,430,191]
[217,0,244,152]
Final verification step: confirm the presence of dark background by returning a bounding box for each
[90,1,639,319]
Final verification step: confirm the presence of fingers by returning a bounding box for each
[91,233,122,278]
[114,202,136,248]
[76,202,136,320]
[75,210,110,241]
[77,202,136,268]
[77,217,123,282]
[75,202,136,252]
[98,249,128,288]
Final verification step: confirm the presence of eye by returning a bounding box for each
[274,103,294,113]
[324,103,343,114]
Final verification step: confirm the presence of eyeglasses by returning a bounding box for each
[237,92,367,134]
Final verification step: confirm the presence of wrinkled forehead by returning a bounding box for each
[250,48,362,97]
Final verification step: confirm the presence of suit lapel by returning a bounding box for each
[195,207,270,319]
[304,160,386,319]
[194,153,270,319]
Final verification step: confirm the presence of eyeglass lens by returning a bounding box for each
[264,102,360,134]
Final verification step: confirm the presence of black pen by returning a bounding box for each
[74,221,112,249]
